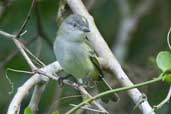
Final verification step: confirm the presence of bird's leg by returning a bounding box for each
[58,75,72,87]
[78,78,94,89]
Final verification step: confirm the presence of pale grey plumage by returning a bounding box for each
[54,14,96,79]
[53,14,119,102]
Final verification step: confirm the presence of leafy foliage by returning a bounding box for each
[24,107,34,114]
[162,74,171,84]
[156,51,171,72]
[156,51,171,84]
[52,111,59,114]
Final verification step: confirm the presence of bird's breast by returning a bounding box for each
[54,39,94,78]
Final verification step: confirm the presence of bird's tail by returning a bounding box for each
[96,77,119,103]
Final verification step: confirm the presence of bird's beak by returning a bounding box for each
[82,26,90,32]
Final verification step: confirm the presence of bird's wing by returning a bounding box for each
[84,38,119,103]
[84,38,96,54]
[84,38,103,77]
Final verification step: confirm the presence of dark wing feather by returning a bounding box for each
[85,38,119,102]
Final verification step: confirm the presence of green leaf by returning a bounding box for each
[52,111,59,114]
[24,107,34,114]
[156,51,171,72]
[162,74,171,83]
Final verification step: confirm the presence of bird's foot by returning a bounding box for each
[58,75,72,87]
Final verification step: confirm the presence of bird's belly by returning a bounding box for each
[58,46,94,78]
[64,58,88,78]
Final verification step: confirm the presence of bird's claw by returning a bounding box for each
[58,75,71,87]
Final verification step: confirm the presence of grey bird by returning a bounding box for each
[53,14,119,103]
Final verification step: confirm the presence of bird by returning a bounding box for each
[53,14,119,103]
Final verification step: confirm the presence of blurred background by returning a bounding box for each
[0,0,171,114]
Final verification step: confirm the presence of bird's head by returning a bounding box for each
[65,14,90,33]
[58,14,90,42]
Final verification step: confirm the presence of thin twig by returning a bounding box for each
[47,89,71,114]
[6,68,34,74]
[0,35,38,71]
[0,31,37,70]
[12,38,37,70]
[0,30,37,70]
[153,85,171,110]
[0,30,15,38]
[15,0,36,38]
[77,86,108,114]
[70,104,105,113]
[167,26,171,51]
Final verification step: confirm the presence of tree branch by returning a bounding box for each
[0,30,48,113]
[0,35,38,71]
[28,81,48,112]
[66,0,155,114]
[7,61,60,114]
[6,60,108,114]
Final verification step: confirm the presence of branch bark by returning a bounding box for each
[0,35,38,71]
[7,60,109,114]
[7,61,60,114]
[28,81,47,112]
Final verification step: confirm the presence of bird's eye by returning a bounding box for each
[73,23,77,27]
